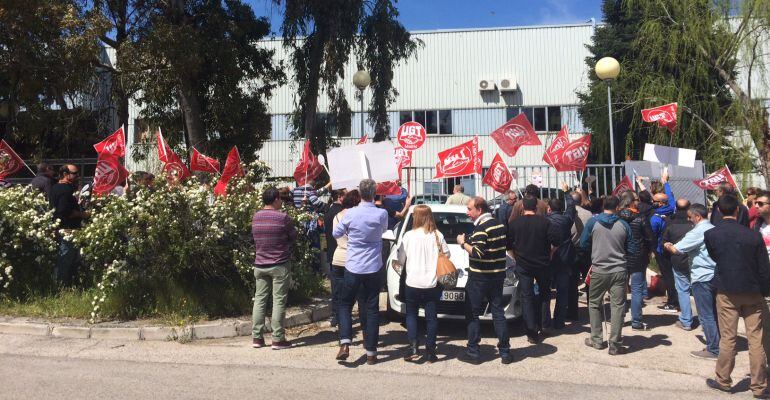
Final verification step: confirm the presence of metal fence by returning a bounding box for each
[401,164,626,201]
[7,158,98,185]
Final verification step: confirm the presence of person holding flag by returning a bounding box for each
[50,165,90,286]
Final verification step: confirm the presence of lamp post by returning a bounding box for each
[595,56,620,187]
[352,69,371,139]
[0,99,9,142]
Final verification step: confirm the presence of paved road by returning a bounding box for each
[0,300,757,399]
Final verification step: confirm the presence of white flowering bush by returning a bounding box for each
[71,161,324,321]
[0,187,59,297]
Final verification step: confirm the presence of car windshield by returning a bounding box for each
[404,212,474,244]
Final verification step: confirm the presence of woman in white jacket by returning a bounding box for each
[395,205,450,363]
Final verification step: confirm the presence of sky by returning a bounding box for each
[248,0,604,36]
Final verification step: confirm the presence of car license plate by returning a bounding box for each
[441,290,465,302]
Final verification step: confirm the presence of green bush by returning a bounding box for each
[0,161,325,322]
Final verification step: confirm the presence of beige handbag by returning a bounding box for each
[434,232,457,289]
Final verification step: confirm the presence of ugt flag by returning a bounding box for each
[93,153,129,196]
[156,131,190,182]
[190,148,220,173]
[293,140,324,186]
[434,137,480,179]
[641,103,678,133]
[490,113,542,157]
[214,146,244,196]
[482,153,513,194]
[692,166,737,190]
[542,125,570,167]
[93,126,126,158]
[376,181,402,196]
[554,134,591,172]
[357,134,368,145]
[0,140,24,178]
[611,175,635,196]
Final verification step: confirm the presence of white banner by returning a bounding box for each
[327,141,399,190]
[642,143,696,168]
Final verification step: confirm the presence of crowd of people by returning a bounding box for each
[9,161,770,396]
[251,171,770,397]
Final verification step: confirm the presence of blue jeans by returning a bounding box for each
[55,237,79,286]
[465,272,510,355]
[673,268,693,327]
[515,266,551,338]
[629,270,646,327]
[338,268,383,355]
[691,280,720,355]
[405,285,442,350]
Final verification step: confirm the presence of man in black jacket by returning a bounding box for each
[710,182,750,227]
[546,196,577,330]
[323,189,345,326]
[509,195,561,343]
[704,195,770,398]
[663,199,694,330]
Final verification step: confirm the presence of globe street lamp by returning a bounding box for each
[595,56,620,187]
[353,69,371,139]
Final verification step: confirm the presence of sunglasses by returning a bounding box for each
[757,201,768,207]
[67,170,80,176]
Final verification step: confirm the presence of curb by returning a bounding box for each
[0,300,331,342]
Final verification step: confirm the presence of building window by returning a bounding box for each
[505,106,563,132]
[548,107,562,131]
[318,113,347,137]
[399,111,411,126]
[439,110,452,135]
[399,110,452,134]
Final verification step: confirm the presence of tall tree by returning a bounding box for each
[578,0,770,187]
[277,0,418,155]
[123,0,285,160]
[0,0,110,158]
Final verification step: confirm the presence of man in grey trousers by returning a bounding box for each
[579,195,637,355]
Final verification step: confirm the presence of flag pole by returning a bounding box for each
[724,164,745,201]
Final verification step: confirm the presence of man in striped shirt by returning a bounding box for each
[251,187,297,350]
[457,196,512,364]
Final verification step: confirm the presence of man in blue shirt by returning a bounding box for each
[649,171,678,313]
[664,203,719,359]
[332,179,388,365]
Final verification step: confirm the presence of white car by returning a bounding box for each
[382,204,521,321]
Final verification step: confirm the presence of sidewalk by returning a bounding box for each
[0,298,331,341]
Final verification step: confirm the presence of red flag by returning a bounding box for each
[93,153,129,196]
[490,114,542,157]
[156,130,174,163]
[482,153,513,194]
[156,130,190,182]
[93,126,126,158]
[434,137,479,178]
[161,153,191,183]
[376,181,402,196]
[641,103,678,133]
[542,125,570,167]
[394,146,412,179]
[476,150,483,175]
[692,166,738,190]
[214,146,245,196]
[554,134,591,172]
[190,148,220,173]
[611,175,634,196]
[357,134,368,145]
[293,140,324,186]
[0,140,24,178]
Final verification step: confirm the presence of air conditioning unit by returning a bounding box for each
[479,79,497,91]
[499,78,517,92]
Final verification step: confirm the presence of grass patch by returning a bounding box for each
[0,288,96,320]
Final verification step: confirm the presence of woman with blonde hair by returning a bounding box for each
[394,205,450,363]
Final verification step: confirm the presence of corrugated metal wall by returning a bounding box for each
[260,24,596,115]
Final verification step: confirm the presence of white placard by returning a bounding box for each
[327,141,399,190]
[642,143,696,168]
